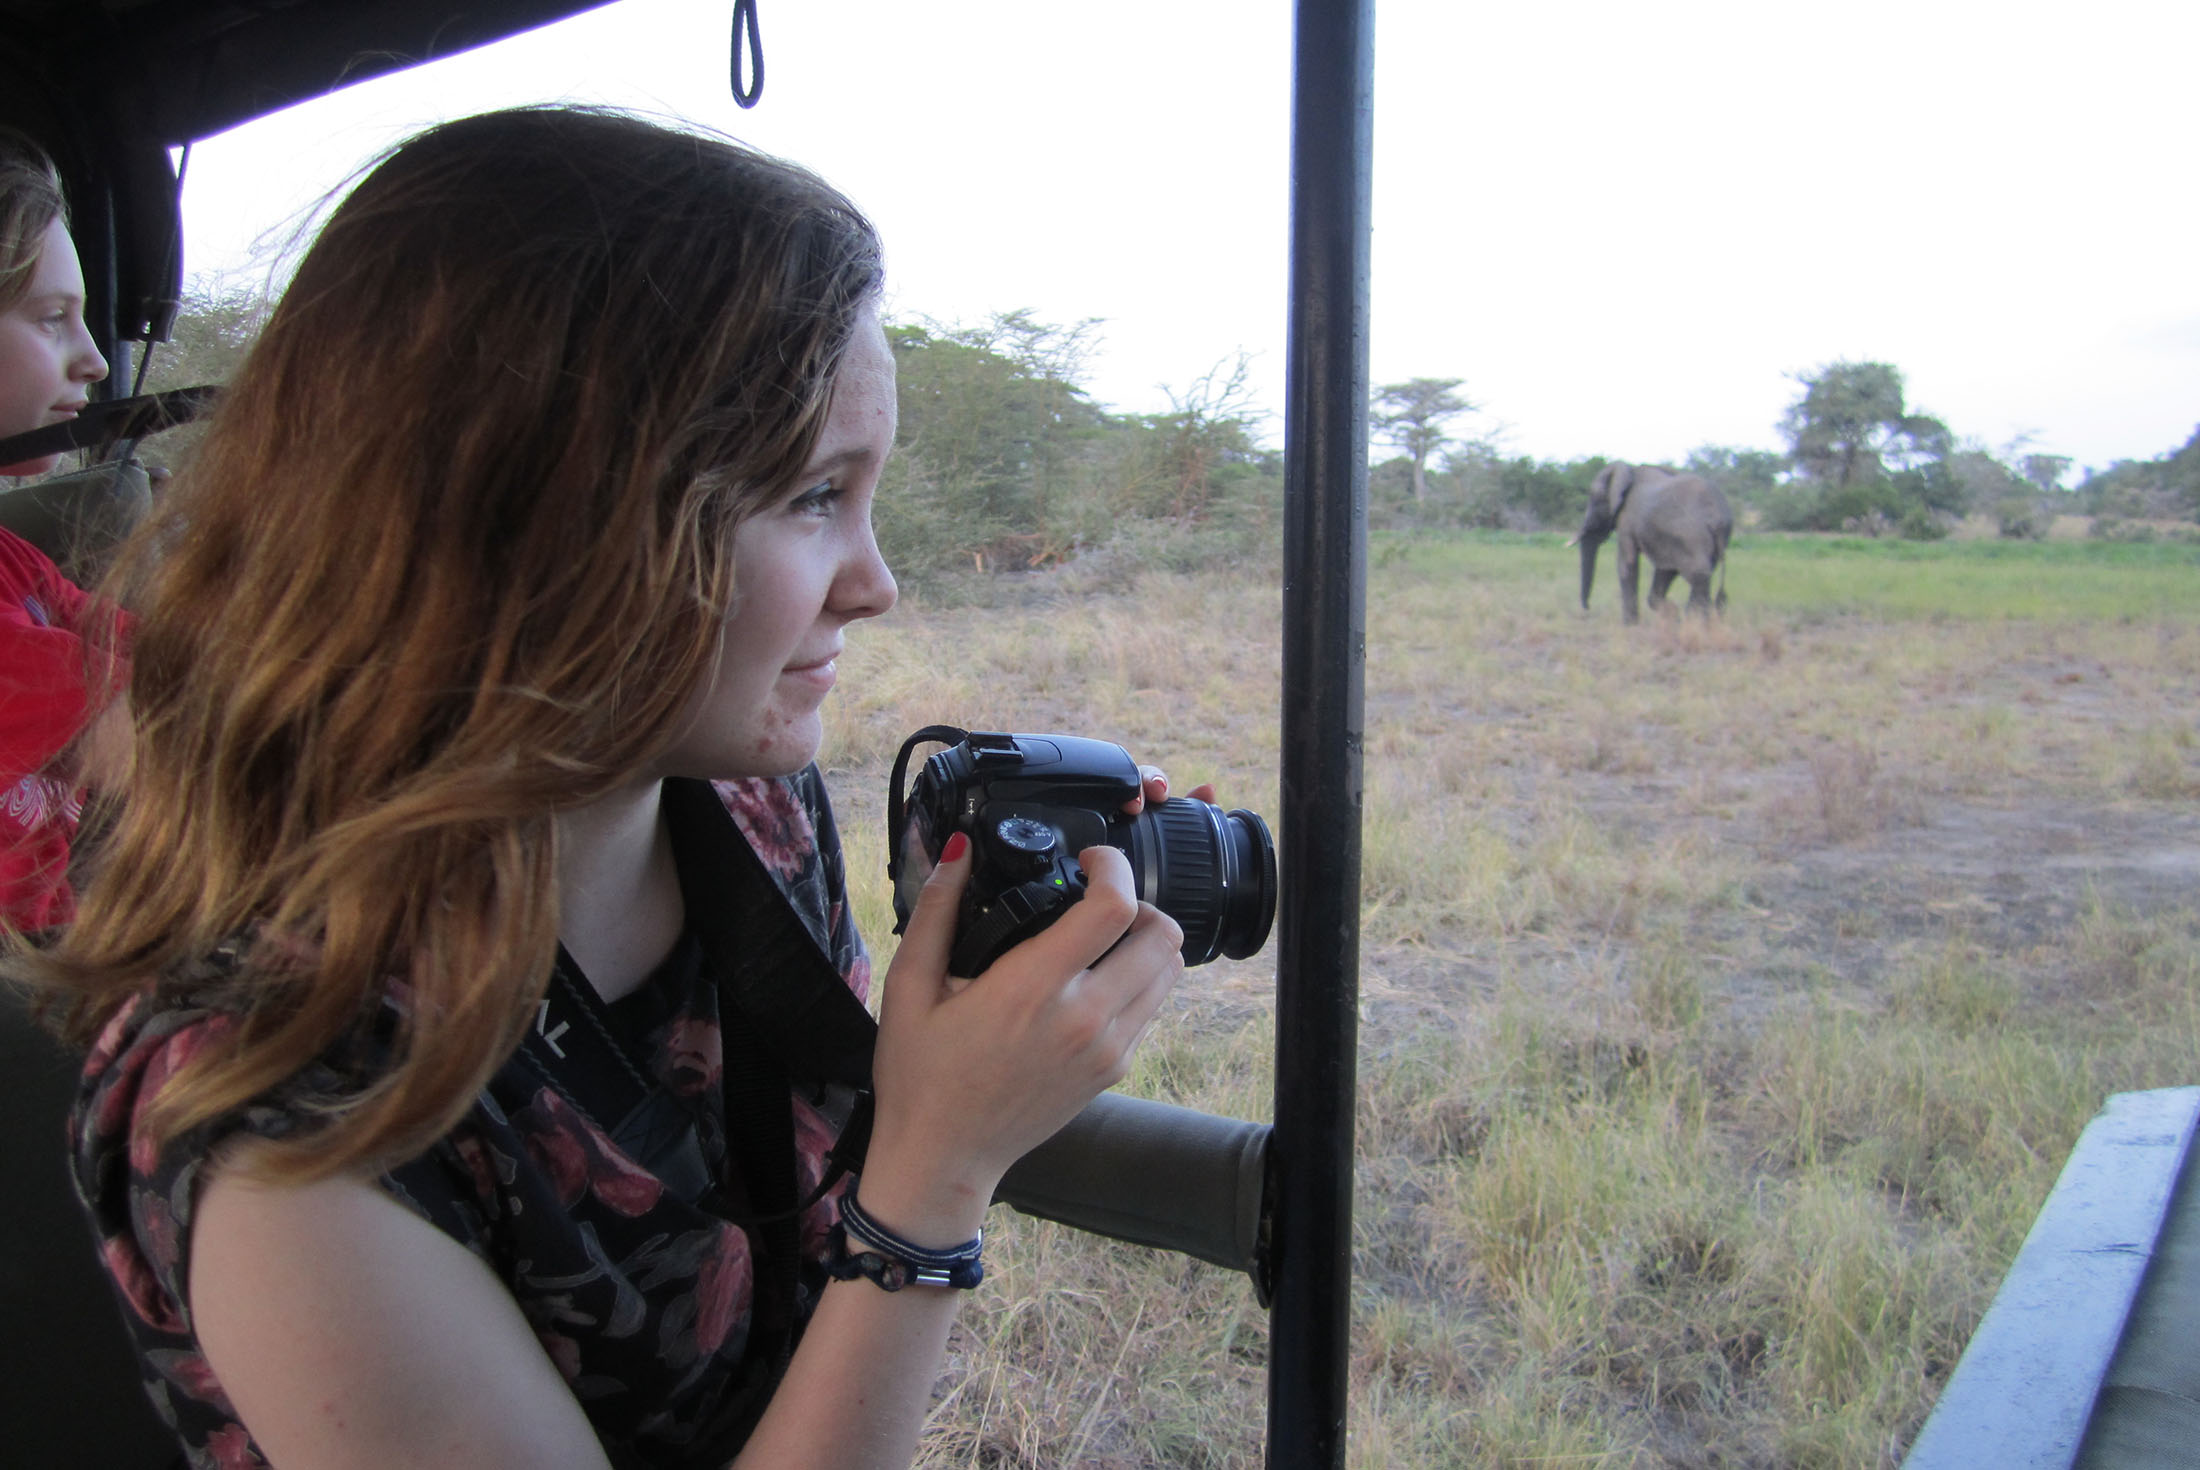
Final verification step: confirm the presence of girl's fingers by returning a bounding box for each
[984,845,1142,984]
[878,831,972,1020]
[1091,905,1183,1040]
[866,847,1183,1197]
[1124,766,1222,814]
[1124,764,1168,815]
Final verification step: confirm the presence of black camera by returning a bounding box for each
[888,726,1278,979]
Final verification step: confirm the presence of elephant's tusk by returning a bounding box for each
[1563,536,1579,548]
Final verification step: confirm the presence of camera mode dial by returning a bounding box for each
[992,814,1057,861]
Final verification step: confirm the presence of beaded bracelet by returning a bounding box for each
[823,1194,985,1292]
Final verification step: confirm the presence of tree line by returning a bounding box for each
[135,292,1284,587]
[134,289,2198,587]
[1373,362,2200,544]
[869,312,1279,582]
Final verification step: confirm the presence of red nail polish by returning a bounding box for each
[941,832,970,864]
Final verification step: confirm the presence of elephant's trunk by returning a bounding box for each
[1578,533,1605,609]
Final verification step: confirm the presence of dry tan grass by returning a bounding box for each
[820,537,2200,1468]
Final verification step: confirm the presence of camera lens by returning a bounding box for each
[1120,801,1278,966]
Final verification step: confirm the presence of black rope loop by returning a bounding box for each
[730,0,764,108]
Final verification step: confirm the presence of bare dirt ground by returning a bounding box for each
[1745,797,2198,968]
[1370,606,2198,1032]
[1175,786,2194,1063]
[1245,784,2200,1063]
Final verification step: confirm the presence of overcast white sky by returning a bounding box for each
[175,0,2198,476]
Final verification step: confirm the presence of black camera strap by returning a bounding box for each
[517,778,884,1460]
[522,782,881,1201]
[661,778,881,1091]
[659,777,886,1430]
[885,724,968,928]
[520,944,716,1206]
[668,782,877,1187]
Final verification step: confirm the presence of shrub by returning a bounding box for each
[1898,506,1948,541]
[1992,495,2049,539]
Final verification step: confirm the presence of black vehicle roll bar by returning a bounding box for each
[1269,2,1373,1462]
[931,11,1377,1460]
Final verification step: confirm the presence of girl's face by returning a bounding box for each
[0,216,108,475]
[655,307,900,781]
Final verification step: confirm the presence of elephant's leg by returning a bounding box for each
[1649,568,1678,611]
[1618,549,1641,624]
[1686,573,1712,616]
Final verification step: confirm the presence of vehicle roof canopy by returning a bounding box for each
[0,0,612,356]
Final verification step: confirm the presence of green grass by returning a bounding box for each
[1381,529,2200,622]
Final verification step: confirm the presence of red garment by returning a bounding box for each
[0,525,113,930]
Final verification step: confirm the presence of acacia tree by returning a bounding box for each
[1372,376,1475,504]
[894,310,1103,520]
[1780,361,1948,488]
[876,312,1108,572]
[1122,352,1264,522]
[2020,453,2073,493]
[874,312,1277,578]
[2079,425,2200,522]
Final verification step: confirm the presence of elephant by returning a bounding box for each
[1568,463,1732,623]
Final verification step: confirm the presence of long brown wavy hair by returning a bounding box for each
[20,107,883,1180]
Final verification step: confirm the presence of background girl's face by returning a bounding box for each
[655,309,900,781]
[0,216,107,475]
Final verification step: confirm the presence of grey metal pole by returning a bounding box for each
[1269,0,1372,1465]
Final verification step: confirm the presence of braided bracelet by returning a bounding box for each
[823,1194,985,1292]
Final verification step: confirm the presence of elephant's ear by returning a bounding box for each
[1608,463,1637,511]
[1589,466,1615,513]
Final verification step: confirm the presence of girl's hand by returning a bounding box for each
[1124,763,1219,815]
[860,834,1183,1245]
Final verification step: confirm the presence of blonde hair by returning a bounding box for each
[0,128,66,312]
[23,107,883,1179]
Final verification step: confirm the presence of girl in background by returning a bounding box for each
[0,130,115,932]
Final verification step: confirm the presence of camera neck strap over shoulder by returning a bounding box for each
[659,777,881,1093]
[663,777,881,1392]
[660,778,881,1238]
[523,776,886,1450]
[529,780,882,1183]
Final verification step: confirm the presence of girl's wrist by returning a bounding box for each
[846,1145,994,1247]
[826,1194,985,1292]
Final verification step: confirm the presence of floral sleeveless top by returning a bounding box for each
[71,771,873,1470]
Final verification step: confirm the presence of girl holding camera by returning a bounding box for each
[21,107,1186,1468]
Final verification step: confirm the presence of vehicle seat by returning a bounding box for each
[0,459,156,586]
[0,986,181,1467]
